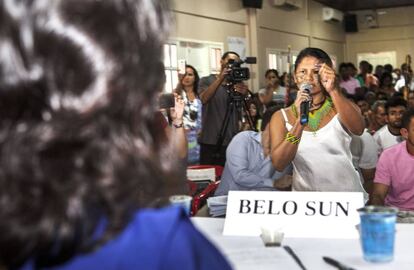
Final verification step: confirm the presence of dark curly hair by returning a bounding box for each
[402,108,414,129]
[385,96,407,114]
[0,0,183,268]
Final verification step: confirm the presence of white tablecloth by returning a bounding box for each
[192,217,414,270]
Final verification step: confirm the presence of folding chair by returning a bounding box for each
[186,165,224,215]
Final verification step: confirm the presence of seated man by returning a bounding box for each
[350,129,378,194]
[215,106,291,196]
[370,109,414,210]
[373,97,407,154]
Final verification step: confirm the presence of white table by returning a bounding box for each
[192,217,414,270]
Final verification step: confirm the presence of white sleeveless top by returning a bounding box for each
[281,109,367,197]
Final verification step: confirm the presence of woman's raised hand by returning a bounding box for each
[171,93,185,124]
[317,63,338,93]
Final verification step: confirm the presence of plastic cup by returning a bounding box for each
[357,206,398,263]
[169,195,192,216]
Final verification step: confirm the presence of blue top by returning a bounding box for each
[182,94,202,165]
[215,131,291,196]
[21,206,232,270]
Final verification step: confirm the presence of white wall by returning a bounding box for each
[170,0,346,90]
[257,0,345,88]
[346,6,414,68]
[171,0,246,50]
[170,0,414,91]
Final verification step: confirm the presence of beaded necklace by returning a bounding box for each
[291,98,333,132]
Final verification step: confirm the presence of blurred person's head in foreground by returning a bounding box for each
[0,0,188,268]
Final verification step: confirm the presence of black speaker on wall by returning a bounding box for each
[344,14,358,33]
[242,0,263,9]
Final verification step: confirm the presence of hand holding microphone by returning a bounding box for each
[293,83,313,125]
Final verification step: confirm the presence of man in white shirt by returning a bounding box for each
[374,97,407,154]
[351,129,378,194]
[394,63,414,92]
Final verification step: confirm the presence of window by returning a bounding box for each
[162,39,224,93]
[164,43,178,93]
[268,53,278,70]
[210,47,222,74]
[266,48,298,74]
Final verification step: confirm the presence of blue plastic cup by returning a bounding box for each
[357,206,398,263]
[169,195,192,216]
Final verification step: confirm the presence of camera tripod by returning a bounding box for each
[214,83,257,156]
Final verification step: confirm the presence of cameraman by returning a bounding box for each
[198,51,249,166]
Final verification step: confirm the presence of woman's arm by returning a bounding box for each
[319,64,365,135]
[270,89,309,171]
[168,94,187,159]
[330,91,365,135]
[270,111,304,171]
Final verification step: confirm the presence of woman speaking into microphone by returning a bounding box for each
[269,47,367,197]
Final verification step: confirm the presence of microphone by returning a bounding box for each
[299,83,312,125]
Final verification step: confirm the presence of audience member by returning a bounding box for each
[283,73,298,106]
[379,72,395,97]
[408,91,414,109]
[349,62,358,78]
[365,91,377,106]
[394,63,414,92]
[269,48,366,196]
[357,60,379,90]
[370,109,414,210]
[373,97,407,154]
[376,91,389,101]
[355,96,371,127]
[392,68,402,85]
[263,69,286,106]
[339,63,360,96]
[175,65,203,165]
[240,99,261,131]
[0,1,232,269]
[374,64,384,80]
[256,69,284,117]
[354,86,369,100]
[344,96,378,194]
[280,72,288,87]
[393,91,405,99]
[368,100,387,135]
[383,64,393,74]
[350,130,379,194]
[198,51,248,166]
[215,107,290,196]
[257,87,276,117]
[369,64,380,90]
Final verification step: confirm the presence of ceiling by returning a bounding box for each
[313,0,414,11]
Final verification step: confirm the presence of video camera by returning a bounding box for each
[226,57,257,84]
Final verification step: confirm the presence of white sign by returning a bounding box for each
[223,191,364,239]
